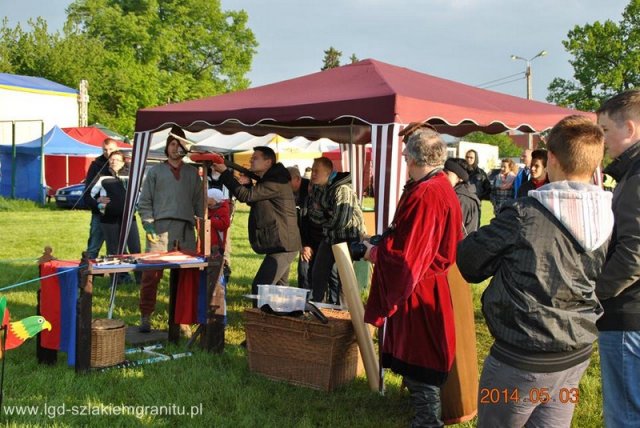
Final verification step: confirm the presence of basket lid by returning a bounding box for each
[91,318,125,330]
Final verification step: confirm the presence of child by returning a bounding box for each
[207,188,231,334]
[457,115,614,427]
[207,188,230,254]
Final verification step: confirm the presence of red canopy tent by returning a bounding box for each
[62,126,130,149]
[131,58,591,235]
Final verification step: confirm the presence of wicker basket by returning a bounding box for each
[90,319,125,368]
[243,308,359,391]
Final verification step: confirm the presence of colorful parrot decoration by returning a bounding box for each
[0,296,51,356]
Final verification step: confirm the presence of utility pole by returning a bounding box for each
[511,50,547,149]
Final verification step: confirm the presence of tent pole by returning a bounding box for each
[10,122,16,199]
[40,121,45,204]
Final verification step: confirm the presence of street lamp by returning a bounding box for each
[511,50,547,150]
[510,50,547,100]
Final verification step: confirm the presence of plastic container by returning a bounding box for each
[257,285,309,312]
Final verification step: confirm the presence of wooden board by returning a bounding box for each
[441,264,479,425]
[331,242,380,392]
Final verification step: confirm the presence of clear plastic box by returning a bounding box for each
[257,285,309,312]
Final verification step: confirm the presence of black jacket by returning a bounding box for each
[83,154,110,214]
[454,182,480,236]
[458,195,609,372]
[220,163,301,254]
[468,166,491,200]
[517,176,550,198]
[95,165,129,224]
[597,141,640,330]
[295,177,324,247]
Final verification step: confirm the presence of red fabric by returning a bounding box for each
[209,200,230,249]
[39,260,77,350]
[62,127,129,148]
[174,269,200,324]
[365,172,463,375]
[44,155,93,193]
[532,176,549,189]
[136,59,592,141]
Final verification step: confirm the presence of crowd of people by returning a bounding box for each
[79,89,640,427]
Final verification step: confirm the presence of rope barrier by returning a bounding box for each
[0,264,87,293]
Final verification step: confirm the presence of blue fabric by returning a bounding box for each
[57,266,78,367]
[197,270,207,325]
[512,167,530,198]
[0,125,100,202]
[0,150,45,201]
[599,331,640,428]
[0,72,77,94]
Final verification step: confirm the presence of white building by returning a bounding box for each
[0,73,79,144]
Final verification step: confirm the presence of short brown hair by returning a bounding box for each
[546,115,604,177]
[597,90,640,124]
[313,156,333,171]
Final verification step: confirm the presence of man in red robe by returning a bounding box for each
[364,124,462,427]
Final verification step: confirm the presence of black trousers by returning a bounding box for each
[251,251,297,307]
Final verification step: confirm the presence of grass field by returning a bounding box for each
[0,197,604,426]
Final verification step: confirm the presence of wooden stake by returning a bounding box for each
[331,242,379,392]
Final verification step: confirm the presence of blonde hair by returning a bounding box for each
[547,115,604,177]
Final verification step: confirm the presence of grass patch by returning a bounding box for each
[0,197,603,426]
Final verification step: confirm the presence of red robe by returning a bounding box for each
[364,172,462,385]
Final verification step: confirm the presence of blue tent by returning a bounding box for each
[0,126,101,202]
[0,73,77,95]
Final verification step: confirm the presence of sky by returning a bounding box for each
[0,0,630,101]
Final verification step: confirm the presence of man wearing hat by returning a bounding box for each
[444,158,481,236]
[137,126,203,333]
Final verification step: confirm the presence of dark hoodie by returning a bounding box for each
[220,162,301,254]
[454,182,481,235]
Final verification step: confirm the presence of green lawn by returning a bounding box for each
[0,198,603,426]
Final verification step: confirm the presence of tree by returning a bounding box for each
[0,0,257,135]
[463,132,522,158]
[321,46,342,70]
[547,0,640,110]
[349,54,359,64]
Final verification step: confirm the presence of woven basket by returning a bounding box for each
[90,319,125,368]
[243,308,359,391]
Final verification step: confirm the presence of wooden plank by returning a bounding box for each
[441,264,479,424]
[167,269,180,344]
[75,264,93,373]
[331,242,380,392]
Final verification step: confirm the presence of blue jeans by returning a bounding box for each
[599,331,640,428]
[86,212,104,259]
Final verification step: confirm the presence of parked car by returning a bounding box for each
[55,183,88,209]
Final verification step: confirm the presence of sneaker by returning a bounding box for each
[139,316,151,333]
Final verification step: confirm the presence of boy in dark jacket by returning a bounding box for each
[444,157,481,235]
[596,90,640,427]
[457,115,613,427]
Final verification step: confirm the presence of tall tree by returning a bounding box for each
[547,0,640,110]
[321,46,342,70]
[0,0,257,135]
[463,132,522,158]
[349,53,359,64]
